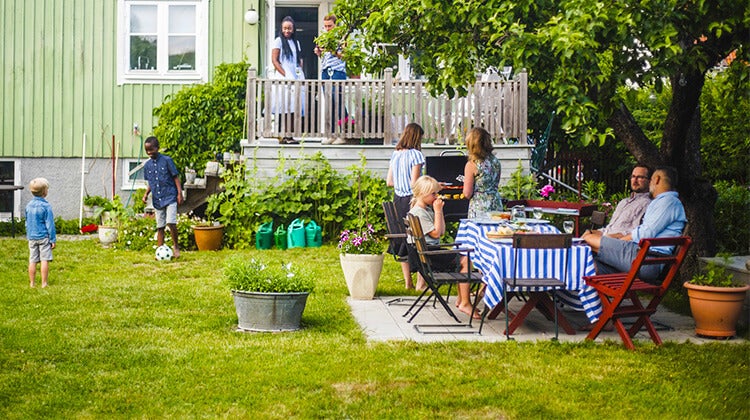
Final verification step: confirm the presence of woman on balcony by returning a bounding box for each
[271,16,305,144]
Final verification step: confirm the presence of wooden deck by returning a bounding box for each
[241,139,533,183]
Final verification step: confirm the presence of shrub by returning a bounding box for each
[153,62,248,176]
[207,153,389,249]
[714,180,750,255]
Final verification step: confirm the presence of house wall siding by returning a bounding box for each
[1,0,259,160]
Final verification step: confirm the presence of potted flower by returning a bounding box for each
[189,213,224,251]
[93,195,129,247]
[684,261,750,338]
[224,256,315,332]
[83,195,110,218]
[338,224,385,300]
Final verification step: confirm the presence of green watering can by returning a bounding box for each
[305,220,323,248]
[255,221,273,250]
[287,218,306,249]
[274,224,288,250]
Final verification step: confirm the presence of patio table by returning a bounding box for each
[456,219,603,324]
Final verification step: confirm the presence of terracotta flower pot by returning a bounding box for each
[193,225,224,251]
[684,281,750,338]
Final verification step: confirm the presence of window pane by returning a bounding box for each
[169,36,195,70]
[130,36,157,70]
[0,162,12,185]
[0,191,10,213]
[130,5,157,33]
[129,162,145,181]
[169,5,195,34]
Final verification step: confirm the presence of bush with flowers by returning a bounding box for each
[115,213,196,251]
[338,224,384,255]
[224,256,314,293]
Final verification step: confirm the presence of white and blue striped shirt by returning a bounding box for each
[322,50,346,73]
[389,149,425,197]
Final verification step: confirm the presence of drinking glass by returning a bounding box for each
[327,67,334,78]
[533,207,543,219]
[563,220,575,234]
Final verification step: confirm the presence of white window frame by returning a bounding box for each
[121,159,149,191]
[0,160,21,222]
[117,0,209,85]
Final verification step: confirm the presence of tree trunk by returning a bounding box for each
[608,68,717,279]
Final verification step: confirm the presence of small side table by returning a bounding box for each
[0,185,24,238]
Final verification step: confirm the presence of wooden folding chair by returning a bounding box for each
[404,214,484,333]
[492,233,573,341]
[382,201,409,265]
[589,210,606,230]
[583,236,692,350]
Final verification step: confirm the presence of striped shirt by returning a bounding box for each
[322,50,346,73]
[389,149,425,197]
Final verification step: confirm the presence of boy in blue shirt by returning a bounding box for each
[142,136,183,258]
[25,177,56,288]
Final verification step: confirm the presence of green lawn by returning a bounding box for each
[1,237,748,419]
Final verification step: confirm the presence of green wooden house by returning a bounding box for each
[0,0,337,220]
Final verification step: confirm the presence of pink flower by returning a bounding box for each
[540,184,556,198]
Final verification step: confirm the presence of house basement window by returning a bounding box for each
[118,0,208,85]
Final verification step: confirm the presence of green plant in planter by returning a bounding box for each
[93,195,131,227]
[83,195,110,208]
[500,160,540,201]
[689,261,740,287]
[223,256,315,293]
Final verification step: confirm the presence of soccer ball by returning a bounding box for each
[155,245,174,261]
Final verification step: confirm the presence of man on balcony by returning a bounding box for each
[315,14,348,145]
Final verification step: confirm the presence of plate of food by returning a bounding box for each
[486,226,514,241]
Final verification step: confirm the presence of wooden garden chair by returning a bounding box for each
[583,236,692,350]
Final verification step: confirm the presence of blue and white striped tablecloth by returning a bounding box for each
[456,220,603,322]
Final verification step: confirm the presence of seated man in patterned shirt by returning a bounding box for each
[589,165,652,238]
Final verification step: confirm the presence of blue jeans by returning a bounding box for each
[322,69,347,134]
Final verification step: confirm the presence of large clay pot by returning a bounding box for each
[231,290,309,332]
[193,225,224,251]
[684,281,750,338]
[340,253,385,300]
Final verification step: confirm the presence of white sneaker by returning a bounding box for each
[321,137,336,145]
[332,137,348,145]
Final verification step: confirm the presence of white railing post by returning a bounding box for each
[383,68,393,145]
[246,68,257,143]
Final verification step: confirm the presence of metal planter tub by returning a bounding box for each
[231,290,310,332]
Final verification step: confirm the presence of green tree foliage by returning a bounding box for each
[700,67,750,184]
[152,62,248,177]
[331,0,748,258]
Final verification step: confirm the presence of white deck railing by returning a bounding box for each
[245,68,527,145]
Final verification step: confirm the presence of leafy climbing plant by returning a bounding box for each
[152,62,248,177]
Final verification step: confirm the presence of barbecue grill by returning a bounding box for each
[425,151,469,222]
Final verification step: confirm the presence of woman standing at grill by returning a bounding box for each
[463,127,503,218]
[386,123,425,290]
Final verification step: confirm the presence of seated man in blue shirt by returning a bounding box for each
[582,166,687,283]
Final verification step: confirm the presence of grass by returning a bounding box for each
[1,237,748,419]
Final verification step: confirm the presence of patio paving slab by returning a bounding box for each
[348,295,747,345]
